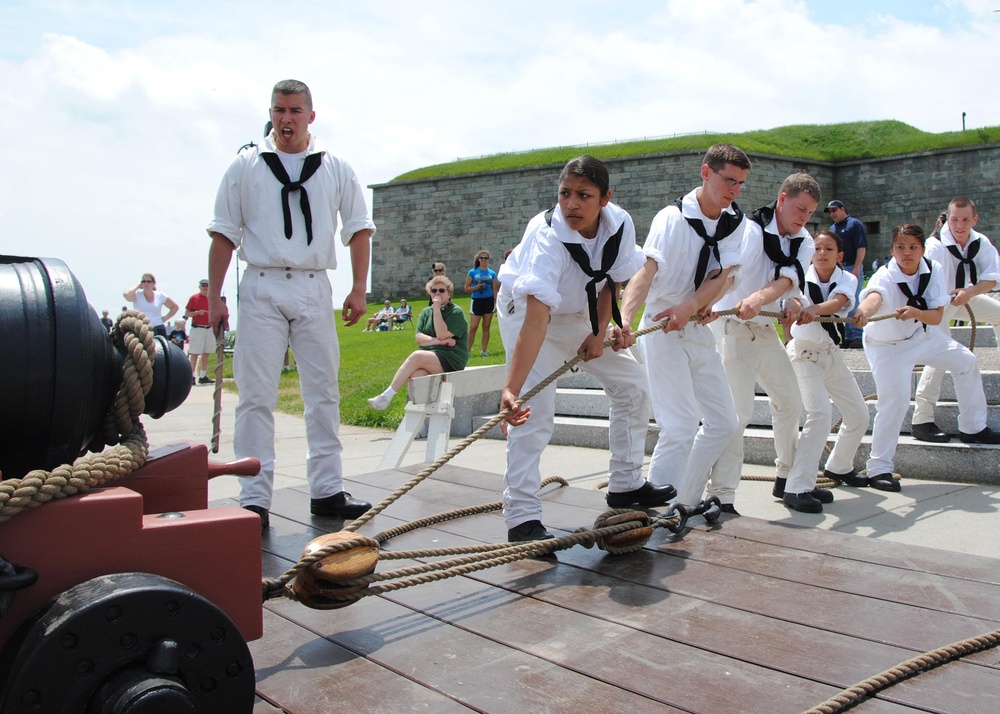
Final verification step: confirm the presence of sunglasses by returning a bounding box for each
[141,279,154,283]
[433,268,445,273]
[430,288,448,294]
[478,255,490,260]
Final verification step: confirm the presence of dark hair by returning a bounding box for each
[779,173,822,203]
[703,143,751,172]
[558,155,610,197]
[272,79,312,110]
[813,228,842,252]
[892,224,926,247]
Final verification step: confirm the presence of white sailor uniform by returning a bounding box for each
[709,204,815,504]
[208,134,376,509]
[639,189,742,507]
[862,258,989,476]
[913,226,1000,425]
[497,203,648,530]
[786,266,868,492]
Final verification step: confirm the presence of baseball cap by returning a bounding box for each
[823,200,845,213]
[199,279,209,286]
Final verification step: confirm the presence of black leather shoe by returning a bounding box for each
[507,520,554,542]
[827,469,869,487]
[783,492,823,513]
[868,473,901,492]
[718,503,740,516]
[772,477,786,498]
[811,488,834,503]
[310,492,372,518]
[606,480,676,508]
[911,421,951,443]
[958,426,1000,444]
[243,505,269,532]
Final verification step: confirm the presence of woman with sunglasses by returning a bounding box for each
[122,273,179,338]
[368,275,469,410]
[465,249,499,356]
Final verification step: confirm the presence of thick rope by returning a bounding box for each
[0,311,155,523]
[803,626,1000,714]
[212,330,226,454]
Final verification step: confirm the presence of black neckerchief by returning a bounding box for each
[945,239,980,288]
[259,151,324,245]
[545,207,624,336]
[806,280,845,346]
[673,197,744,289]
[896,257,933,331]
[752,202,805,291]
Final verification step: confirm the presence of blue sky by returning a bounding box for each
[1,0,998,318]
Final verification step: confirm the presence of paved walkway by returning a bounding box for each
[145,380,1000,561]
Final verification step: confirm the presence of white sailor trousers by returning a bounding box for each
[709,318,803,503]
[913,294,1000,424]
[234,267,344,508]
[640,316,738,507]
[787,339,869,492]
[866,329,987,476]
[498,302,649,529]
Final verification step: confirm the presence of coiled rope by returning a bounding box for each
[0,311,155,523]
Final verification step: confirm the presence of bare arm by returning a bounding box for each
[797,293,849,323]
[342,229,372,327]
[951,278,997,306]
[737,276,793,320]
[123,283,141,302]
[853,247,867,279]
[162,297,179,323]
[208,232,235,337]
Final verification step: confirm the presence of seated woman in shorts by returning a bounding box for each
[465,250,499,356]
[368,276,469,410]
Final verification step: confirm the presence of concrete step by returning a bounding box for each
[558,369,1000,402]
[951,325,998,348]
[745,395,1000,434]
[471,415,1000,485]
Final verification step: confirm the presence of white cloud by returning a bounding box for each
[1,0,998,325]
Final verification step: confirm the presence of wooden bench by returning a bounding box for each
[377,364,505,469]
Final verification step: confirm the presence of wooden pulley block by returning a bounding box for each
[595,510,653,549]
[292,532,379,610]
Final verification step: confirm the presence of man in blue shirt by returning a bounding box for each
[826,200,868,346]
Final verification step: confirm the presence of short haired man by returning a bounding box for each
[825,200,868,346]
[710,173,822,513]
[207,79,376,531]
[912,197,1000,442]
[619,144,748,511]
[185,279,215,384]
[100,310,113,332]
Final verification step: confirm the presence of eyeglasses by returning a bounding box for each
[711,168,748,189]
[433,268,445,273]
[141,279,154,283]
[430,288,448,294]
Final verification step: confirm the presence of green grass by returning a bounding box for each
[392,121,1000,182]
[220,296,507,430]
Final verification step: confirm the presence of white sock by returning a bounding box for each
[200,371,207,378]
[381,386,397,399]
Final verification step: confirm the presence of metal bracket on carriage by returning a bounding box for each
[658,496,722,534]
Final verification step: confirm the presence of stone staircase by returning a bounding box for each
[470,338,1000,486]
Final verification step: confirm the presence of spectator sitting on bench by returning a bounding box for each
[364,299,396,332]
[393,299,413,328]
[368,276,469,410]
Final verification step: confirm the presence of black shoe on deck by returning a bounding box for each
[606,481,676,508]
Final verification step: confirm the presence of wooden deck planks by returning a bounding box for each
[237,463,1000,713]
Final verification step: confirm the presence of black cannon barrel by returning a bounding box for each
[0,256,192,479]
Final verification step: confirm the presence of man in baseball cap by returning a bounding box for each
[185,279,214,384]
[825,200,867,346]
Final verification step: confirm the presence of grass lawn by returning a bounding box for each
[217,295,507,430]
[393,120,1000,182]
